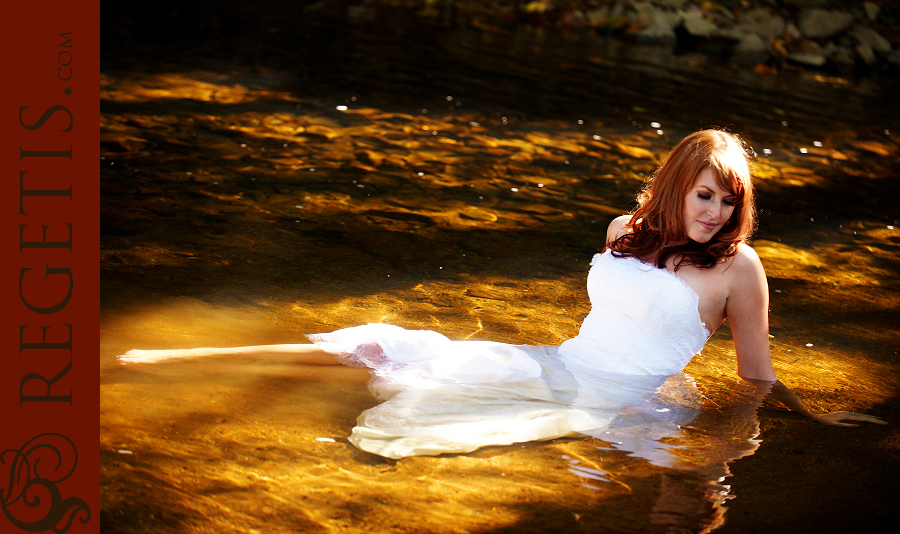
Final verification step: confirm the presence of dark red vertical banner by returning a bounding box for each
[1,1,99,533]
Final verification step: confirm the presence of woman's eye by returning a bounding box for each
[698,193,711,200]
[723,199,736,206]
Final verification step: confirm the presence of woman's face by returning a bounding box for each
[682,167,736,243]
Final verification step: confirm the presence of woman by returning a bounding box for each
[119,129,885,459]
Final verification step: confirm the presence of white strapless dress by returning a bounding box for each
[308,251,710,460]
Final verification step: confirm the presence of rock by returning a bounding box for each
[736,33,768,52]
[585,7,609,25]
[856,44,877,65]
[628,1,656,27]
[798,9,853,39]
[637,19,679,43]
[568,10,590,26]
[785,23,803,41]
[733,33,769,64]
[735,8,785,41]
[787,41,826,66]
[788,51,827,66]
[654,0,686,8]
[782,1,830,7]
[715,8,736,23]
[888,50,900,68]
[821,41,855,65]
[851,27,892,53]
[634,3,681,44]
[863,1,880,22]
[524,1,552,14]
[680,8,718,38]
[609,1,628,20]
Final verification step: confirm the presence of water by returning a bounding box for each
[100,3,900,533]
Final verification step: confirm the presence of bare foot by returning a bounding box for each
[355,342,386,362]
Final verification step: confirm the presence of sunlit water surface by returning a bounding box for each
[101,5,900,534]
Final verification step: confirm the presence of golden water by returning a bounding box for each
[101,6,900,533]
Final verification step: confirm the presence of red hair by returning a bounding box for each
[610,129,756,270]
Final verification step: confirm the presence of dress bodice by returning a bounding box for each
[558,251,709,376]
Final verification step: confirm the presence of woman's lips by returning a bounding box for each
[699,221,717,231]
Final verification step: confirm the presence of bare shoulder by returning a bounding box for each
[726,243,768,290]
[730,243,765,273]
[606,215,632,245]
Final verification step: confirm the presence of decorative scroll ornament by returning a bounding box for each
[1,433,91,533]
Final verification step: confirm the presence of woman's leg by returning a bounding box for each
[117,343,341,365]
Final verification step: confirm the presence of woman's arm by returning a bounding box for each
[725,246,886,426]
[724,245,777,382]
[743,378,886,427]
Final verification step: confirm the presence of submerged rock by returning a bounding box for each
[863,1,880,22]
[787,40,827,66]
[889,49,900,68]
[781,0,831,7]
[821,41,855,66]
[798,8,854,39]
[585,6,610,26]
[680,8,717,38]
[787,52,827,66]
[856,43,877,65]
[734,7,785,41]
[633,2,681,43]
[628,0,656,27]
[733,33,769,65]
[851,27,892,54]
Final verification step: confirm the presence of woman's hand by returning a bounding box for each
[746,380,888,427]
[814,411,888,427]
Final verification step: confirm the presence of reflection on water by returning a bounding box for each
[559,375,767,533]
[101,3,899,533]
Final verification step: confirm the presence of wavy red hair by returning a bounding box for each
[610,129,756,270]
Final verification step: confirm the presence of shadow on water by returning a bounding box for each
[101,2,900,533]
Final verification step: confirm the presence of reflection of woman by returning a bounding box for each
[119,129,884,458]
[646,379,772,534]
